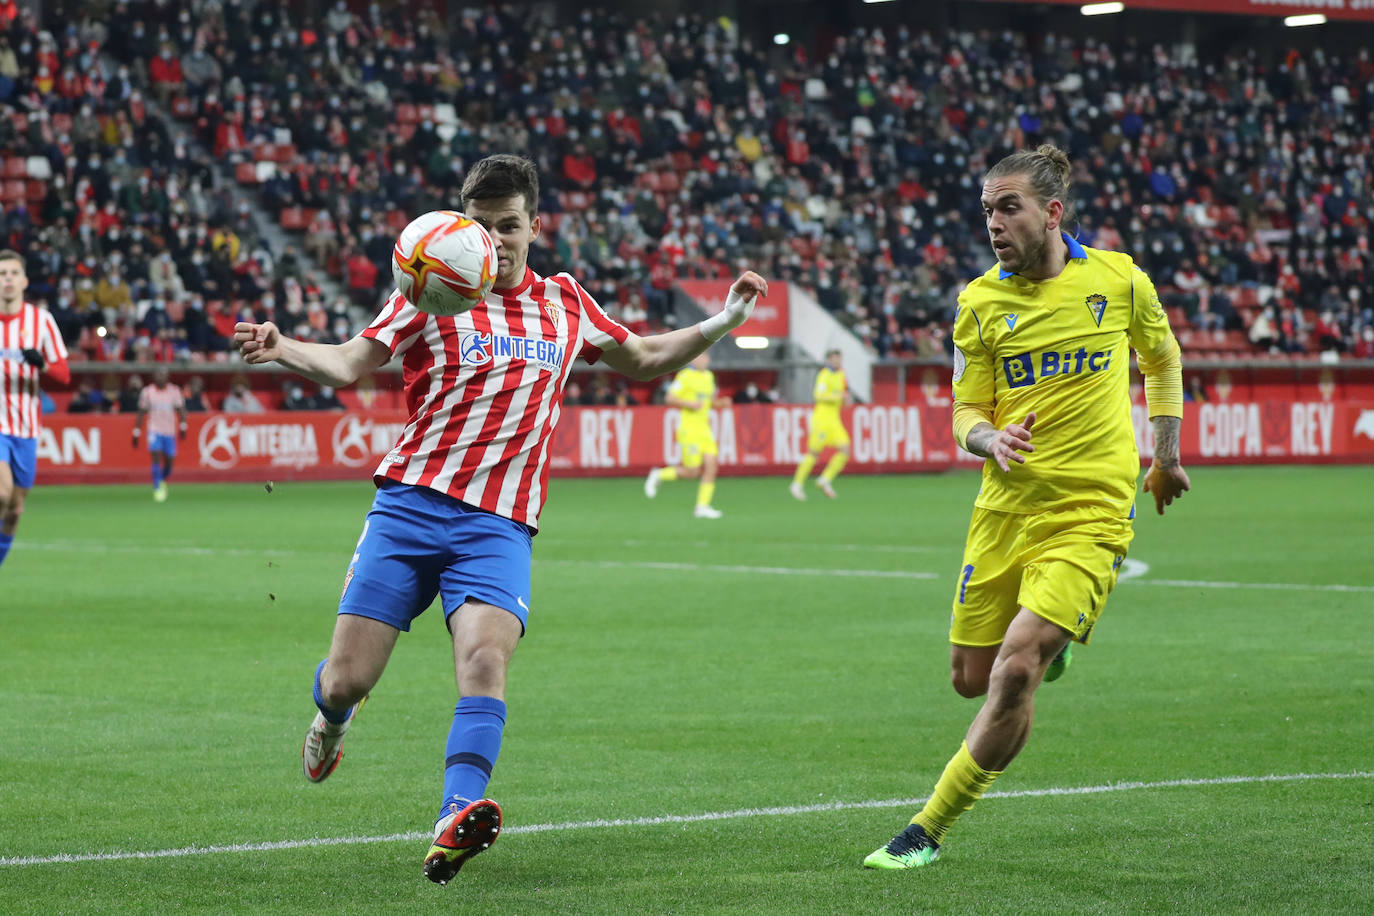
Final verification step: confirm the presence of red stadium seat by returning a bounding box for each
[657,171,680,193]
[25,179,45,201]
[279,207,307,230]
[3,157,26,179]
[1,179,25,202]
[395,103,418,125]
[671,151,693,173]
[271,144,296,164]
[256,142,277,162]
[386,209,410,234]
[234,161,258,184]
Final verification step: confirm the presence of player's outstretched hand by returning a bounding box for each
[701,272,770,341]
[1142,461,1190,515]
[990,411,1036,473]
[730,271,769,302]
[235,321,282,365]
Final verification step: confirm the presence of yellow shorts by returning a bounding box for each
[807,416,850,453]
[676,426,718,469]
[950,505,1134,647]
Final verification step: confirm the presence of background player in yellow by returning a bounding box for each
[644,352,731,518]
[865,145,1192,870]
[790,348,851,500]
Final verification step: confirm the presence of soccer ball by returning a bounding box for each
[391,210,499,316]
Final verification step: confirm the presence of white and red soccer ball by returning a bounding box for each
[391,210,499,316]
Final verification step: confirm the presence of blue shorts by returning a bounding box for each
[0,434,37,489]
[149,433,177,457]
[338,481,534,633]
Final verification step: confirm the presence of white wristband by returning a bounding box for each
[698,290,756,342]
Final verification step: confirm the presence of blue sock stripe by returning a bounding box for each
[444,752,493,776]
[456,695,508,719]
[312,659,351,724]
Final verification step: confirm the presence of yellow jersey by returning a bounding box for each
[952,234,1181,515]
[668,367,715,433]
[812,367,846,425]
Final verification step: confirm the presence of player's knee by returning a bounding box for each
[320,664,373,709]
[457,643,511,690]
[951,668,989,698]
[987,652,1037,701]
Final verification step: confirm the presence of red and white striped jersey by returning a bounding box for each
[362,267,630,529]
[139,384,185,437]
[0,302,68,439]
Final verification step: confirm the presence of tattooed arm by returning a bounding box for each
[1142,415,1190,514]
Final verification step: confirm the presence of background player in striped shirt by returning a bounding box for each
[789,348,851,501]
[0,249,70,571]
[234,155,767,885]
[642,351,731,519]
[865,146,1190,870]
[132,368,188,502]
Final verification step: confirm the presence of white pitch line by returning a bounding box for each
[1124,578,1374,594]
[537,558,939,580]
[16,543,1373,593]
[2,770,1368,868]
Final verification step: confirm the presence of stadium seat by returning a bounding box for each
[234,161,258,184]
[280,207,308,230]
[25,179,45,201]
[1,179,25,202]
[3,157,26,179]
[386,209,410,234]
[395,103,418,125]
[271,144,296,164]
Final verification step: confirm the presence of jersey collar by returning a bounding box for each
[492,266,535,297]
[998,232,1087,280]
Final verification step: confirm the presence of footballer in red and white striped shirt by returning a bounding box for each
[0,248,71,570]
[233,155,767,883]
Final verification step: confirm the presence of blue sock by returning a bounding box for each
[0,532,12,568]
[440,696,507,822]
[151,461,164,489]
[312,658,352,725]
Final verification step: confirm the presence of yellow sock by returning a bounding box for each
[696,480,715,508]
[793,454,817,484]
[658,467,679,482]
[910,742,1002,844]
[820,452,848,482]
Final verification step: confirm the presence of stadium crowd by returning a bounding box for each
[2,1,1373,365]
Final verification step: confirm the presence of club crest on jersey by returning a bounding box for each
[542,301,561,327]
[1085,293,1108,327]
[459,331,565,373]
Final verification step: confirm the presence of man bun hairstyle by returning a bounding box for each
[985,143,1076,225]
[460,154,540,218]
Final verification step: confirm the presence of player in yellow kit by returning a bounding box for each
[790,349,851,500]
[644,352,730,518]
[865,145,1192,870]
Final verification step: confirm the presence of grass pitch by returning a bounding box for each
[2,468,1371,914]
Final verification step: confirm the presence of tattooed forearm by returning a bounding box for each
[1152,416,1181,468]
[963,422,998,457]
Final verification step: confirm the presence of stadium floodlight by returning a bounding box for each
[773,33,790,45]
[1081,2,1124,15]
[1283,14,1326,27]
[862,1,897,4]
[735,336,770,349]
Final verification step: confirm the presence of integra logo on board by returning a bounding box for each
[198,417,320,470]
